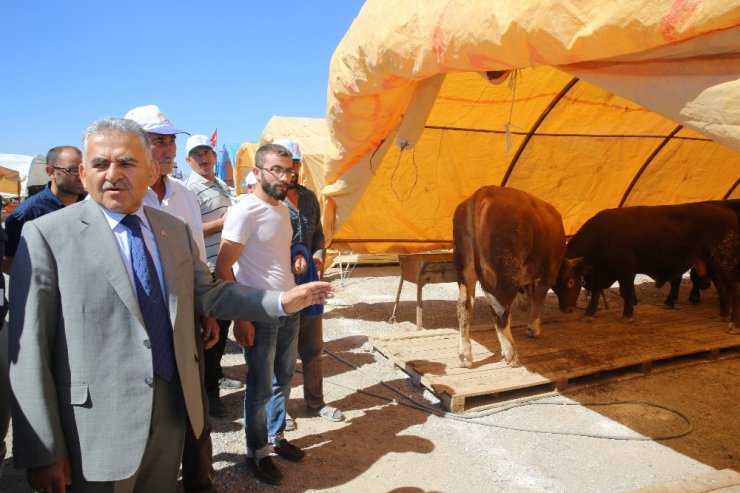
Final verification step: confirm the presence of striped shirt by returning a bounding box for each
[185,172,233,271]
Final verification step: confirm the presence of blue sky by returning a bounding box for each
[0,1,365,170]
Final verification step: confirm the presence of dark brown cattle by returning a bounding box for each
[566,202,740,332]
[453,186,582,368]
[665,200,740,308]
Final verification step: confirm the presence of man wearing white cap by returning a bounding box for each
[124,105,218,493]
[184,135,241,419]
[123,105,206,258]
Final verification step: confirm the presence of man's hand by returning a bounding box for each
[313,255,324,274]
[27,459,72,493]
[281,281,334,314]
[293,254,307,275]
[233,320,255,347]
[201,316,220,350]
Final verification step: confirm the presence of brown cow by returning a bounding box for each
[566,202,740,331]
[453,186,582,368]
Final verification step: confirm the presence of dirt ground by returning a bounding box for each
[2,265,739,492]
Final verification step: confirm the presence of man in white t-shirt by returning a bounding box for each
[215,144,306,486]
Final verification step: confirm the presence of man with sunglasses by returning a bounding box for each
[215,143,307,485]
[3,146,86,273]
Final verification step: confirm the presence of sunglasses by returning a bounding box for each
[52,166,80,176]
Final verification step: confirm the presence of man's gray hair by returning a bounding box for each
[82,117,152,161]
[254,143,292,168]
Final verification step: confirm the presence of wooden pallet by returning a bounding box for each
[370,297,740,412]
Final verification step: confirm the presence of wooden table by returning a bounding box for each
[389,252,457,330]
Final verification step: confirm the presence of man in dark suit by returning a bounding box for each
[8,117,332,493]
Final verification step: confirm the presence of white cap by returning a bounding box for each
[124,105,188,135]
[272,138,301,160]
[185,134,214,156]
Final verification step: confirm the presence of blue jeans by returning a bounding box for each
[243,313,299,457]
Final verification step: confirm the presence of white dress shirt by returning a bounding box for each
[144,175,207,263]
[99,205,167,299]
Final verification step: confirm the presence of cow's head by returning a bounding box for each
[553,257,585,312]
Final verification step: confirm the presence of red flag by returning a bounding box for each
[210,128,218,148]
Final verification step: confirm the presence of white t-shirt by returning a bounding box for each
[221,193,296,292]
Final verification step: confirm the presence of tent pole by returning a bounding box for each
[618,125,682,207]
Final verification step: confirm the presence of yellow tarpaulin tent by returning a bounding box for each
[322,0,740,253]
[259,116,330,196]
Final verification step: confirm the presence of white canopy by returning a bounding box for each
[0,154,47,198]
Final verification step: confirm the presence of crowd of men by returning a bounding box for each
[0,105,341,491]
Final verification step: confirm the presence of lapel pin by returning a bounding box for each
[160,230,167,237]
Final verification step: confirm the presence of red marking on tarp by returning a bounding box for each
[661,0,701,42]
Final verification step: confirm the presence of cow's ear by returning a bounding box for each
[567,257,584,267]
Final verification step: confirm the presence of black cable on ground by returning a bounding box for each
[318,348,694,441]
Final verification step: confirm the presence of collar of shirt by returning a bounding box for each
[98,204,167,299]
[282,198,299,213]
[99,205,150,232]
[144,175,175,206]
[38,182,65,208]
[188,172,231,197]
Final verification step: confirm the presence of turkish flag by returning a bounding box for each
[210,129,218,148]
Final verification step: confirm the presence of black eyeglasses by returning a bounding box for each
[52,166,80,176]
[257,166,296,178]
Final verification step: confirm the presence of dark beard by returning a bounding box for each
[261,179,288,201]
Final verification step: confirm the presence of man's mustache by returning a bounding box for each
[102,181,131,191]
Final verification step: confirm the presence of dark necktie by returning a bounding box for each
[120,214,176,381]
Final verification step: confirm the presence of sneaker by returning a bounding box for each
[271,438,305,462]
[207,391,227,418]
[245,456,282,485]
[284,413,297,432]
[218,377,243,389]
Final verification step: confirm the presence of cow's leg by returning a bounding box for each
[582,287,601,322]
[486,297,519,367]
[618,274,637,322]
[665,276,681,308]
[525,284,549,337]
[456,280,476,368]
[728,278,740,334]
[688,268,708,305]
[712,275,730,321]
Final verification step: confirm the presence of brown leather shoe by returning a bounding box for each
[246,456,282,485]
[271,438,305,462]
